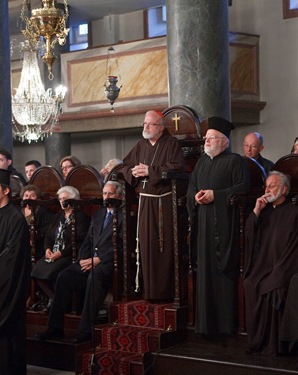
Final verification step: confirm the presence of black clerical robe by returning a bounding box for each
[255,154,274,176]
[122,129,184,300]
[243,200,298,355]
[187,150,248,335]
[0,202,31,375]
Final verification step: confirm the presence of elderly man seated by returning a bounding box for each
[243,171,298,356]
[36,181,123,344]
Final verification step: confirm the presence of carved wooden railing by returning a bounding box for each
[21,198,60,307]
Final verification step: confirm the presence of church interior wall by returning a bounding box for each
[91,10,144,47]
[229,0,298,163]
[11,0,298,174]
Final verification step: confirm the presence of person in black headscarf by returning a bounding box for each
[0,168,31,375]
[187,117,249,337]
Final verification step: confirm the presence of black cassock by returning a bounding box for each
[122,129,184,300]
[244,201,298,355]
[187,150,248,335]
[0,202,31,375]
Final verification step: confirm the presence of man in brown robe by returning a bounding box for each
[244,171,298,356]
[121,110,184,301]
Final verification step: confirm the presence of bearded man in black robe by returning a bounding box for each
[244,171,298,356]
[121,110,184,301]
[187,117,248,336]
[0,169,31,374]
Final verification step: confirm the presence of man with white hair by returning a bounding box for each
[122,110,184,301]
[243,171,298,356]
[36,181,123,343]
[187,116,249,337]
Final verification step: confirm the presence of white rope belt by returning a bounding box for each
[139,191,172,198]
[135,191,172,292]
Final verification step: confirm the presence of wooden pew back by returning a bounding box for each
[274,154,298,197]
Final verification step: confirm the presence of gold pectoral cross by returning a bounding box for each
[172,113,181,132]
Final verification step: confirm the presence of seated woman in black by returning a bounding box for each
[31,185,90,311]
[20,184,54,261]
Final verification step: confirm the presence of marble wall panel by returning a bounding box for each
[230,42,258,95]
[10,33,260,116]
[67,46,168,107]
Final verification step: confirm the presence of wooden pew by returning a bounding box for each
[162,106,205,324]
[30,165,64,198]
[25,166,63,307]
[10,174,25,200]
[108,106,203,315]
[274,153,298,198]
[26,165,116,311]
[232,157,266,332]
[106,165,138,302]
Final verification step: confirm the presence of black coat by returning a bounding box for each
[31,210,90,282]
[0,202,31,374]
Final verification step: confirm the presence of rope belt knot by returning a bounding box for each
[134,191,172,292]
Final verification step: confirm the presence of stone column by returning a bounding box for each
[166,0,230,121]
[0,0,13,153]
[45,133,71,170]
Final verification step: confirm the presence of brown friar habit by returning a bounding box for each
[243,200,298,356]
[0,202,31,375]
[122,128,184,300]
[187,150,248,336]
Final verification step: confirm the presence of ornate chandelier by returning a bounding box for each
[11,41,67,143]
[104,46,123,112]
[21,0,69,80]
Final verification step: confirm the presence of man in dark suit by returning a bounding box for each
[36,180,123,343]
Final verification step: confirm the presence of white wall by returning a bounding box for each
[92,10,144,47]
[229,0,298,162]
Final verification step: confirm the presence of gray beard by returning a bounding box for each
[142,130,153,139]
[204,147,215,158]
[266,188,283,203]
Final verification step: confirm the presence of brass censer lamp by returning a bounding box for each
[21,0,69,80]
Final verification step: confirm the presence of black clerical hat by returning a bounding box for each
[0,169,11,186]
[208,116,234,138]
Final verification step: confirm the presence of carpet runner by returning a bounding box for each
[81,300,183,375]
[82,349,142,375]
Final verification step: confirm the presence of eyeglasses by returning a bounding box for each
[243,143,259,150]
[61,165,73,171]
[203,135,225,141]
[142,122,162,127]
